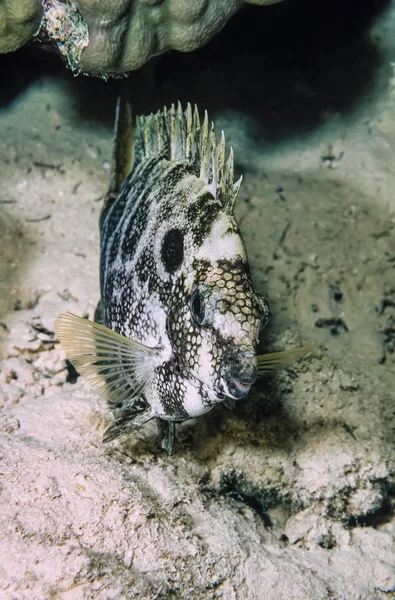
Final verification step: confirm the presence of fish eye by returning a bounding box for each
[190,289,206,325]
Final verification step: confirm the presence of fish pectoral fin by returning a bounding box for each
[257,344,316,376]
[54,312,160,407]
[103,404,154,443]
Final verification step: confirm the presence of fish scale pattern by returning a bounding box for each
[98,103,270,443]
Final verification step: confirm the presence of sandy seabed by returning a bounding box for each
[0,3,395,599]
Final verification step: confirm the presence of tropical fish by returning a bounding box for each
[55,96,312,454]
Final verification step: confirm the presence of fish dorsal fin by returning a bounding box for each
[257,344,316,376]
[133,102,242,212]
[109,82,133,197]
[54,312,160,408]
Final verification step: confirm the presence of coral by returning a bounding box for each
[1,0,282,75]
[73,0,281,75]
[42,1,88,73]
[0,0,42,53]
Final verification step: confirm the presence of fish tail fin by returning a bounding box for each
[102,81,134,219]
[134,103,242,211]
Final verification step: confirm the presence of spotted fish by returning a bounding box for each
[55,95,312,454]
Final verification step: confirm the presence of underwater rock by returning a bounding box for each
[0,0,42,53]
[0,0,282,76]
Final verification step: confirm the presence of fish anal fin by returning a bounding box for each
[103,406,154,443]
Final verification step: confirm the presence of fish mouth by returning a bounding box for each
[224,356,258,400]
[188,355,257,401]
[226,376,252,400]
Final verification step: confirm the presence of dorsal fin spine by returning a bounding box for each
[192,105,200,171]
[170,104,177,161]
[200,111,209,182]
[185,103,193,164]
[134,103,241,212]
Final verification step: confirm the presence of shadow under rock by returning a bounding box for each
[2,0,389,144]
[148,0,390,144]
[0,45,64,109]
[67,0,391,151]
[0,42,120,127]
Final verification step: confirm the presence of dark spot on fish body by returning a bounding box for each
[161,228,185,273]
[187,192,221,245]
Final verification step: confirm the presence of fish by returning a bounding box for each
[55,94,313,454]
